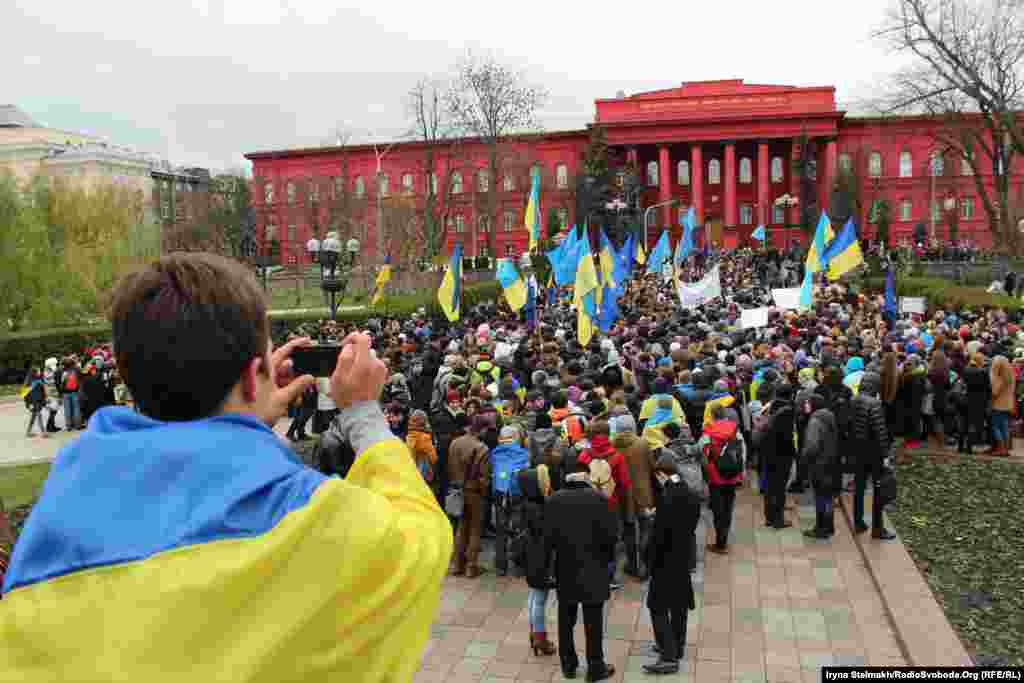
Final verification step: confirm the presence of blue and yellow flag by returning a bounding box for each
[751,225,766,241]
[525,167,541,251]
[438,243,463,321]
[547,226,583,287]
[799,211,836,308]
[823,218,864,280]
[497,258,528,312]
[646,229,671,276]
[573,228,600,346]
[524,276,537,329]
[0,407,453,681]
[614,234,634,296]
[598,228,617,293]
[371,256,392,306]
[546,272,557,307]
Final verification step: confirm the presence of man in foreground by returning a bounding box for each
[1,253,453,682]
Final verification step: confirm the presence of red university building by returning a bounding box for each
[245,79,1018,264]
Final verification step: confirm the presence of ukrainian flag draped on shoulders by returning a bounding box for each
[0,406,453,681]
[573,227,600,346]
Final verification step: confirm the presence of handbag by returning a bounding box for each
[876,466,897,507]
[444,486,464,518]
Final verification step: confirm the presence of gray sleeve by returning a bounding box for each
[336,401,399,455]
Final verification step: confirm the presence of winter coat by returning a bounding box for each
[544,479,618,605]
[613,431,656,511]
[703,419,745,486]
[447,434,491,496]
[406,430,437,482]
[528,428,566,490]
[756,402,797,470]
[578,435,632,517]
[961,366,991,422]
[928,369,950,418]
[646,479,700,610]
[850,393,890,469]
[991,367,1016,413]
[802,408,839,492]
[518,469,552,590]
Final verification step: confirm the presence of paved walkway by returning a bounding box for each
[418,485,906,683]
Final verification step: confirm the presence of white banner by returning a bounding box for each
[771,287,802,310]
[740,307,771,329]
[677,265,721,309]
[900,297,925,315]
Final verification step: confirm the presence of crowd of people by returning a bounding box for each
[288,246,1022,678]
[21,345,130,438]
[11,246,1024,680]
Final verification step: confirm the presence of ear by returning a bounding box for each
[241,357,262,403]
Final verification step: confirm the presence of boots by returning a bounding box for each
[530,631,556,656]
[46,412,59,433]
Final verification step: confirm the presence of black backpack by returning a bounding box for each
[716,438,744,479]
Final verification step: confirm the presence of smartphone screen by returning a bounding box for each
[291,345,342,377]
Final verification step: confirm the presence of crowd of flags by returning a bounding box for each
[360,164,869,340]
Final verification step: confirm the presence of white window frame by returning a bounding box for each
[378,174,389,197]
[478,169,490,193]
[286,182,296,206]
[557,207,568,229]
[899,152,913,178]
[773,205,785,224]
[451,172,463,194]
[962,197,975,219]
[677,160,690,186]
[838,154,852,173]
[556,163,568,189]
[503,210,515,232]
[961,152,974,176]
[505,243,515,257]
[900,199,913,221]
[264,182,273,205]
[455,215,465,233]
[930,151,944,177]
[739,158,753,184]
[771,156,784,183]
[739,204,753,225]
[429,173,438,196]
[503,174,514,192]
[646,161,659,187]
[402,173,414,193]
[478,214,490,233]
[354,176,365,198]
[708,159,721,185]
[869,152,882,178]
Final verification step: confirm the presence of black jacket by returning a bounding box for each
[646,478,700,610]
[850,393,890,468]
[544,479,618,604]
[518,469,553,590]
[757,402,797,468]
[961,367,991,420]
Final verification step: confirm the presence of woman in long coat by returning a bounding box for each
[642,454,701,674]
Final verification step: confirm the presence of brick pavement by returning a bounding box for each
[417,484,906,683]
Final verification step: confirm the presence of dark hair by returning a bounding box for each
[662,422,681,440]
[551,391,568,409]
[109,252,269,421]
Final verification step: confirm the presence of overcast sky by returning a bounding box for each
[5,0,905,174]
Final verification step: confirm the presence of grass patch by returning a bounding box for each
[0,384,22,397]
[889,455,1024,666]
[0,463,51,510]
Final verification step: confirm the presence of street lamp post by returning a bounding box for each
[314,232,357,323]
[773,194,799,250]
[642,199,679,250]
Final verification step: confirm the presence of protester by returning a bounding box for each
[801,393,839,539]
[700,403,745,553]
[643,452,701,675]
[2,253,453,680]
[545,459,618,682]
[519,465,556,657]
[449,415,492,578]
[851,372,897,540]
[990,355,1015,457]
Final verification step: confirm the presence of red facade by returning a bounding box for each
[245,79,1020,262]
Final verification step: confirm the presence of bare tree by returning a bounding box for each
[405,77,462,260]
[446,51,548,255]
[876,0,1024,250]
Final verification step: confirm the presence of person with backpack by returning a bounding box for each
[448,415,492,578]
[578,419,633,589]
[642,451,701,675]
[59,357,82,431]
[801,393,839,539]
[518,465,557,658]
[490,426,531,576]
[699,403,745,555]
[24,368,49,439]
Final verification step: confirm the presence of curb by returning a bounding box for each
[836,492,974,666]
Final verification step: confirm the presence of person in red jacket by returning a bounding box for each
[578,419,633,588]
[700,404,745,555]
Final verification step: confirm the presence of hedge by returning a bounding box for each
[862,276,1023,313]
[0,280,502,384]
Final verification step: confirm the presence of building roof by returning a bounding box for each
[0,105,39,128]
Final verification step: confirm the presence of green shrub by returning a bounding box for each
[0,281,504,380]
[863,276,1023,313]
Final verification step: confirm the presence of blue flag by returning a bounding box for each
[524,276,537,329]
[646,230,671,276]
[884,266,897,326]
[546,226,583,287]
[751,225,766,241]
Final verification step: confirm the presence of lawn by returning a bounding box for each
[0,384,22,398]
[0,463,51,510]
[889,454,1024,666]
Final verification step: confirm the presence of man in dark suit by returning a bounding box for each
[643,453,701,674]
[545,461,618,681]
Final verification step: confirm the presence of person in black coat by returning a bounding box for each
[519,467,557,657]
[544,460,618,682]
[642,453,700,675]
[757,383,797,529]
[960,356,991,454]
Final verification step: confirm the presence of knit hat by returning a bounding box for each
[408,410,429,432]
[499,425,520,443]
[611,414,637,435]
[653,377,671,395]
